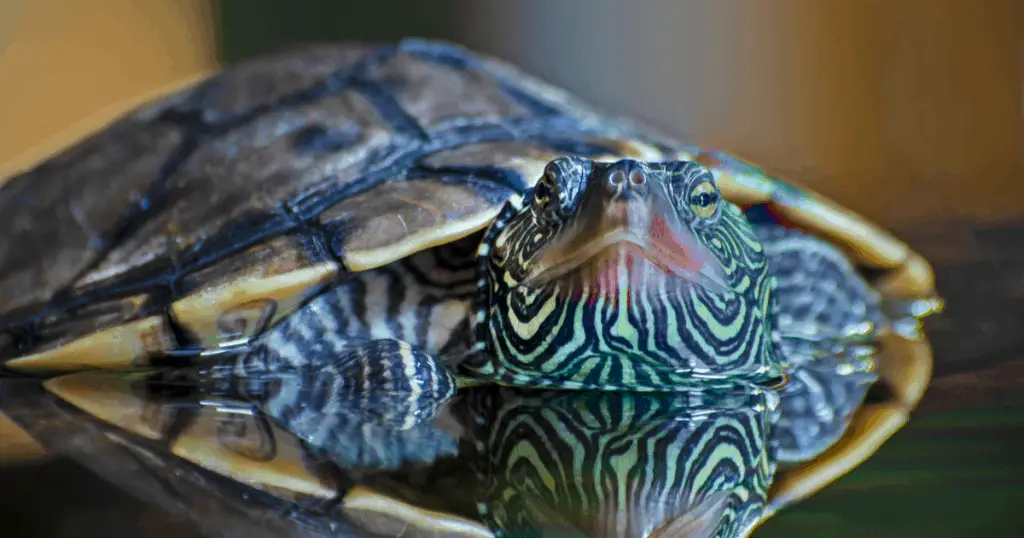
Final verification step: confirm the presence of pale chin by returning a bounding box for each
[533,243,729,304]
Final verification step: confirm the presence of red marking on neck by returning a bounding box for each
[648,216,705,274]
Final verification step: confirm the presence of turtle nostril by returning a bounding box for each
[629,170,645,186]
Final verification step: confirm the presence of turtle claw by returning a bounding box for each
[890,317,927,341]
[773,329,881,370]
[882,296,943,318]
[772,321,876,344]
[833,345,879,376]
[881,296,944,340]
[195,396,259,416]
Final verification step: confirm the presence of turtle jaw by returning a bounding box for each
[522,228,730,296]
[522,184,729,295]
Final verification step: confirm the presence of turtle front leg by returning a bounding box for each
[251,338,456,426]
[753,223,885,464]
[752,222,926,514]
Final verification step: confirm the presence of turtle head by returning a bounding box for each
[470,157,781,391]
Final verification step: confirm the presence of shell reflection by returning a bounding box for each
[3,367,778,538]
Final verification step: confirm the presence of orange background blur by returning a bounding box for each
[0,0,216,179]
[2,1,1020,227]
[469,0,1023,227]
[0,0,215,462]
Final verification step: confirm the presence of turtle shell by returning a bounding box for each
[0,39,668,372]
[0,39,943,534]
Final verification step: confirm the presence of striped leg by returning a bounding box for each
[752,222,884,464]
[235,337,458,470]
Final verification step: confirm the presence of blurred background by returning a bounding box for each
[3,0,1021,225]
[1,1,1022,537]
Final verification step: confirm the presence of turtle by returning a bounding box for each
[0,39,942,536]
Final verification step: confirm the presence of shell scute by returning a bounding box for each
[169,406,339,501]
[320,176,512,272]
[0,121,186,314]
[163,44,377,127]
[42,370,341,501]
[171,234,339,348]
[4,294,177,373]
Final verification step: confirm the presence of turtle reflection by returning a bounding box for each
[244,360,463,471]
[249,373,779,537]
[4,365,776,538]
[457,386,776,538]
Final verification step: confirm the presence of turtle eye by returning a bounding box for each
[532,168,559,213]
[533,183,551,210]
[689,181,719,218]
[534,193,550,210]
